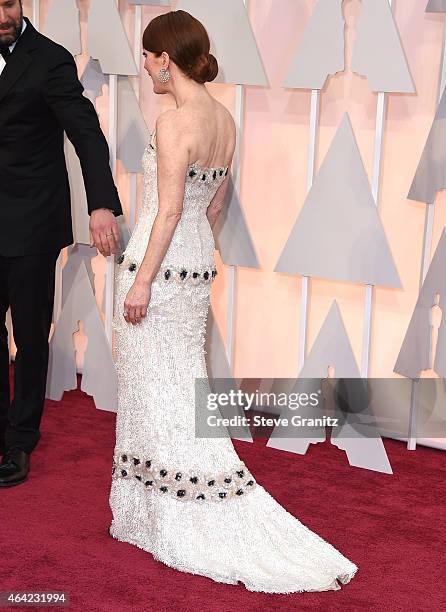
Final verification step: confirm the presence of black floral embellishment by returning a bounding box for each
[128,263,137,272]
[219,169,224,176]
[203,271,209,280]
[117,254,124,264]
[192,272,199,279]
[180,269,187,280]
[213,170,217,180]
[225,168,229,175]
[212,270,217,278]
[189,169,197,177]
[201,174,206,181]
[164,269,171,280]
[114,456,256,502]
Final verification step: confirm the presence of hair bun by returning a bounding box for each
[190,53,219,84]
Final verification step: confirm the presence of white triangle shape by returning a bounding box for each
[46,262,117,411]
[274,114,402,288]
[80,58,107,104]
[351,0,415,93]
[394,229,446,379]
[214,176,259,268]
[426,0,446,11]
[88,0,138,75]
[176,0,268,86]
[408,86,446,203]
[117,77,150,173]
[43,0,81,56]
[283,0,345,90]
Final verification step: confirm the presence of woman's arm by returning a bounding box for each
[123,110,190,325]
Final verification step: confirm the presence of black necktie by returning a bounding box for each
[0,46,11,63]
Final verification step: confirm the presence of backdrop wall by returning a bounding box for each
[19,1,446,448]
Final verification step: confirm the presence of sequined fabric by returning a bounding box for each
[109,133,358,593]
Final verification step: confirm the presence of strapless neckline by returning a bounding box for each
[149,131,229,176]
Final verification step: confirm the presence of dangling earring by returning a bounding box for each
[158,67,171,83]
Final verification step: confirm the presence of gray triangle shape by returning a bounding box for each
[65,139,91,246]
[88,0,138,75]
[351,0,415,93]
[117,77,150,173]
[46,262,117,411]
[299,301,361,378]
[80,58,107,104]
[128,0,170,4]
[176,0,268,86]
[205,307,232,380]
[213,176,259,268]
[395,229,446,379]
[43,0,81,57]
[268,302,391,473]
[274,114,402,288]
[62,245,96,307]
[426,0,446,11]
[205,308,252,441]
[283,0,345,90]
[408,86,446,203]
[267,301,359,453]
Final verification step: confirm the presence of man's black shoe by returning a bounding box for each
[0,447,29,487]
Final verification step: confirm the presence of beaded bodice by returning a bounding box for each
[120,131,229,274]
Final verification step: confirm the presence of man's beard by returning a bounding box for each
[0,8,23,48]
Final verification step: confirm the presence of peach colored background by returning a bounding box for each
[21,1,446,389]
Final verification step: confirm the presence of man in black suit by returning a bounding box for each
[0,0,123,487]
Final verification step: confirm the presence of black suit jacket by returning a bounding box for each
[0,18,123,257]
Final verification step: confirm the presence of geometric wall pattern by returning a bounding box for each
[351,0,415,94]
[426,0,446,12]
[46,262,117,411]
[408,86,446,204]
[267,301,392,473]
[284,0,414,93]
[43,0,81,57]
[394,229,446,379]
[275,114,402,289]
[88,0,138,75]
[214,176,259,268]
[176,0,268,86]
[283,0,344,90]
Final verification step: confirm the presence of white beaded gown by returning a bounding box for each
[108,130,358,593]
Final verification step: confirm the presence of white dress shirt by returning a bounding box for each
[0,19,27,76]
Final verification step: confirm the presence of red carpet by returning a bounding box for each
[1,367,445,611]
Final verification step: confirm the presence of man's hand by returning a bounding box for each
[89,209,121,257]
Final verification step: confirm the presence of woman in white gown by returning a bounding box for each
[109,10,358,593]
